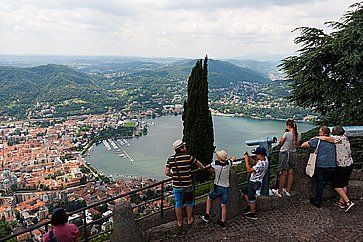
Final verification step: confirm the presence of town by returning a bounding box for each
[0,110,178,241]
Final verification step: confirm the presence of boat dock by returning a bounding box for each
[102,140,111,150]
[113,139,134,163]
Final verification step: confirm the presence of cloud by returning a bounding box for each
[0,0,357,60]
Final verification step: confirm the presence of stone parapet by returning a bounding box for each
[111,155,363,241]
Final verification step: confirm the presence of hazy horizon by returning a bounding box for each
[0,0,357,60]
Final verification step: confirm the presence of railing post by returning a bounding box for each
[83,210,88,242]
[160,182,164,221]
[193,171,196,204]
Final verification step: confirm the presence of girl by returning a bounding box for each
[273,119,300,197]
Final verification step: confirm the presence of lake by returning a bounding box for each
[86,115,316,180]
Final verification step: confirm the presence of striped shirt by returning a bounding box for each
[166,153,196,188]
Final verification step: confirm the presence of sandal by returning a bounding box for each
[187,217,194,226]
[332,201,346,209]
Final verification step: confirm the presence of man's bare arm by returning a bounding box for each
[164,167,173,177]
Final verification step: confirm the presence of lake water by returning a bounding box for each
[86,115,315,180]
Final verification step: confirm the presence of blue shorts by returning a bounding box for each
[208,185,230,205]
[173,187,195,209]
[242,181,261,203]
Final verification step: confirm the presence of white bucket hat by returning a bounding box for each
[216,150,228,161]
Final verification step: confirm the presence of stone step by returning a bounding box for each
[349,180,363,199]
[146,217,209,241]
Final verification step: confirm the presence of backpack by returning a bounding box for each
[49,229,58,242]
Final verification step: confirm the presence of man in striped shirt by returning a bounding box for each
[165,139,205,227]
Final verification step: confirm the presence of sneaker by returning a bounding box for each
[345,201,355,212]
[216,220,226,229]
[272,189,282,198]
[333,200,346,209]
[200,213,211,223]
[282,188,291,197]
[243,208,252,215]
[245,213,257,220]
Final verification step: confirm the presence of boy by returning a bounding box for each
[200,150,236,229]
[242,147,269,220]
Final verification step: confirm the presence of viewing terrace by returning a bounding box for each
[1,129,363,242]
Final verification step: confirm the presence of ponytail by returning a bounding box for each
[293,122,299,147]
[286,119,299,147]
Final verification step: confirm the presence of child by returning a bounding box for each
[43,208,80,242]
[200,150,236,229]
[242,147,269,220]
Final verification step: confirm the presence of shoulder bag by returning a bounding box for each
[305,140,320,177]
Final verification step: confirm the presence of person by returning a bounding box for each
[164,139,205,227]
[200,150,236,229]
[241,147,269,220]
[273,119,301,197]
[315,125,355,212]
[43,208,80,242]
[301,126,336,208]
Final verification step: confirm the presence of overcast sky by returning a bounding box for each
[0,0,357,60]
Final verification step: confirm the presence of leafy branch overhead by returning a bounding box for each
[280,2,363,125]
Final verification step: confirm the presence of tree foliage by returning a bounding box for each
[182,56,215,179]
[280,2,363,125]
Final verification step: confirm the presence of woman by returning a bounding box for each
[301,126,336,208]
[272,119,300,197]
[316,125,355,212]
[43,208,80,242]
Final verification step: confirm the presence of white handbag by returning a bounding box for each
[305,139,321,177]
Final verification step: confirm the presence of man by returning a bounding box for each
[301,126,336,208]
[242,147,269,220]
[200,150,236,229]
[164,139,205,227]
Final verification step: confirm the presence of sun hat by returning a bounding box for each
[216,150,228,161]
[173,139,185,150]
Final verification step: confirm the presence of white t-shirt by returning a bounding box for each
[250,157,269,183]
[280,131,301,152]
[332,135,353,167]
[211,159,232,188]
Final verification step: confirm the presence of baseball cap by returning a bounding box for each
[251,147,267,156]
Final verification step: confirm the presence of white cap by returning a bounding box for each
[173,139,185,150]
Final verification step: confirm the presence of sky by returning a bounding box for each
[0,0,358,60]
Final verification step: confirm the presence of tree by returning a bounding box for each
[280,2,363,125]
[0,221,13,238]
[182,56,215,179]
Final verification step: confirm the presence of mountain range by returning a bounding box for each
[0,57,279,118]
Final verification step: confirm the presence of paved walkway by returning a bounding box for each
[155,199,363,241]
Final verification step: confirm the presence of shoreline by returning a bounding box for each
[211,112,315,124]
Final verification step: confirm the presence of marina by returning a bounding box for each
[100,138,135,163]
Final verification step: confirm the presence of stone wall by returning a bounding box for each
[111,155,363,241]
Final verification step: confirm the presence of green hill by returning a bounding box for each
[0,64,126,118]
[164,59,270,87]
[108,59,270,93]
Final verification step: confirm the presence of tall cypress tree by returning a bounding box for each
[182,56,215,177]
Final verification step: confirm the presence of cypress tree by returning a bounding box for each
[182,56,215,179]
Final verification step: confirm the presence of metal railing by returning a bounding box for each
[3,143,362,242]
[3,155,259,242]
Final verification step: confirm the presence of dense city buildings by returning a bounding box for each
[0,112,173,240]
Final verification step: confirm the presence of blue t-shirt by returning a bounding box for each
[308,139,336,168]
